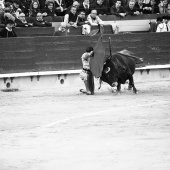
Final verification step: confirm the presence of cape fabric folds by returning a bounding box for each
[90,36,106,78]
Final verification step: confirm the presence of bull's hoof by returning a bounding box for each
[86,92,94,95]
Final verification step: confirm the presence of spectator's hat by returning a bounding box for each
[6,19,15,25]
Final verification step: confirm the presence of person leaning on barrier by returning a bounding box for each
[109,0,127,17]
[80,46,95,95]
[87,9,104,26]
[15,12,33,27]
[77,10,91,35]
[0,19,17,38]
[33,12,52,27]
[53,22,68,36]
[64,5,78,28]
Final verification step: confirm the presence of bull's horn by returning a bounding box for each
[105,67,110,74]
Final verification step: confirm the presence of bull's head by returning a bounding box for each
[101,60,118,87]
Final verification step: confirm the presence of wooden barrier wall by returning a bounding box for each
[0,33,170,74]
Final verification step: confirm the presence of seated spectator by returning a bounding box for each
[110,0,127,17]
[158,0,168,14]
[15,12,33,27]
[44,1,56,16]
[78,0,92,15]
[11,0,22,18]
[33,12,52,26]
[91,0,108,15]
[29,0,41,17]
[64,6,78,28]
[150,0,160,13]
[3,2,15,22]
[124,0,140,15]
[77,10,91,34]
[142,0,153,14]
[167,0,170,14]
[66,1,80,14]
[135,0,144,14]
[55,0,67,16]
[156,16,168,32]
[0,19,17,37]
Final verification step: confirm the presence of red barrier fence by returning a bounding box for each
[0,33,170,74]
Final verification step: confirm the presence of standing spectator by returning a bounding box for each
[79,0,92,15]
[55,0,67,16]
[29,0,41,17]
[124,0,140,15]
[77,10,91,34]
[64,5,78,27]
[110,0,127,17]
[92,0,108,15]
[44,1,56,16]
[33,12,52,26]
[156,16,168,32]
[0,19,17,37]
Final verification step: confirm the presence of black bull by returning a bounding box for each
[99,52,141,94]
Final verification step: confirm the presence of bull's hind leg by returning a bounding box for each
[128,75,137,94]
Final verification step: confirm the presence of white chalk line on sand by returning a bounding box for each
[41,101,170,128]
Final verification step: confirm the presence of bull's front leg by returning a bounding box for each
[117,82,121,94]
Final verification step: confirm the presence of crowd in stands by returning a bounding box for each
[0,0,170,37]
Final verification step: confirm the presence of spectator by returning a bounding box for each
[142,0,153,14]
[44,1,56,16]
[33,12,52,26]
[156,16,168,32]
[66,1,80,14]
[15,12,33,27]
[78,0,92,15]
[29,0,41,17]
[124,0,140,15]
[12,0,22,18]
[167,0,170,14]
[158,0,168,14]
[110,0,127,17]
[150,0,160,13]
[87,9,104,25]
[91,0,108,15]
[0,19,17,37]
[135,0,144,14]
[55,0,67,16]
[77,10,91,34]
[3,2,15,22]
[53,21,68,35]
[64,5,78,27]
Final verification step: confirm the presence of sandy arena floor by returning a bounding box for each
[0,80,170,170]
